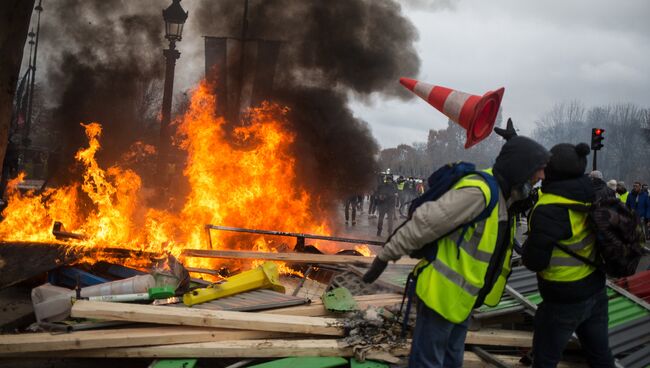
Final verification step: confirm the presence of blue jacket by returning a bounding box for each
[626,190,649,219]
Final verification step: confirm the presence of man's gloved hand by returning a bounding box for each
[362,257,388,284]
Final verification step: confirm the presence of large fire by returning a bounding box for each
[0,80,337,272]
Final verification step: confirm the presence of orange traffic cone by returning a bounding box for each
[400,78,504,148]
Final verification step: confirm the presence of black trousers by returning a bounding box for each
[377,204,394,234]
[345,197,357,222]
[532,287,614,368]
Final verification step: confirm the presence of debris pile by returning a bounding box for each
[0,239,648,368]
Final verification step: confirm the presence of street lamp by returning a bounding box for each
[163,0,188,45]
[158,0,188,177]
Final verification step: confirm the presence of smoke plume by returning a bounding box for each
[192,0,420,198]
[36,0,421,202]
[39,2,163,182]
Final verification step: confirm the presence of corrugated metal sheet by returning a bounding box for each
[172,289,308,312]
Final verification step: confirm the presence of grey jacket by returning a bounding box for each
[378,184,508,262]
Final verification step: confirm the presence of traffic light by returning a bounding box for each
[591,128,605,150]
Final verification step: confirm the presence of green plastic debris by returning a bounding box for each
[350,359,391,368]
[149,359,197,368]
[322,287,359,312]
[248,357,348,368]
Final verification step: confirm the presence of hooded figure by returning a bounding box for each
[363,118,549,368]
[523,142,615,368]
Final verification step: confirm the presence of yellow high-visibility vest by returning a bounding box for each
[531,192,596,282]
[414,169,514,323]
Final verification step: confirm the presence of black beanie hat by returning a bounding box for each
[545,143,590,181]
[493,136,550,189]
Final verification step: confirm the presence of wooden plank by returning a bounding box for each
[0,327,288,354]
[21,339,409,360]
[0,325,535,356]
[71,301,344,336]
[465,328,533,347]
[10,340,586,367]
[182,249,418,266]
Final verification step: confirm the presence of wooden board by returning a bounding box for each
[22,339,408,360]
[11,339,586,366]
[465,328,532,347]
[71,301,344,336]
[0,327,288,354]
[182,249,418,266]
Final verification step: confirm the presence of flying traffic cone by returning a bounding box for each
[400,78,504,148]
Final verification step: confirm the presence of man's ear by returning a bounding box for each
[494,118,517,140]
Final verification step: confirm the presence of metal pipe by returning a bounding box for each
[606,280,650,311]
[206,224,384,246]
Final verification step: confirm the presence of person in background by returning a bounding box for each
[589,170,616,200]
[626,181,649,239]
[376,175,397,237]
[416,178,425,195]
[523,143,614,368]
[344,194,358,226]
[617,181,629,203]
[368,173,384,219]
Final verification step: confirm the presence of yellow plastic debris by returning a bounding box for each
[183,261,285,306]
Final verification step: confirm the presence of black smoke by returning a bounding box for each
[36,0,421,204]
[39,2,163,183]
[192,0,420,199]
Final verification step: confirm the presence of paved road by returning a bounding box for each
[330,202,408,255]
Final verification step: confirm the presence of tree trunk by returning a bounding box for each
[0,0,35,177]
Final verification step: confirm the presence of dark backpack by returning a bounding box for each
[397,162,499,261]
[556,198,647,278]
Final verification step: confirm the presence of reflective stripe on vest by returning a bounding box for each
[532,192,597,282]
[414,168,513,323]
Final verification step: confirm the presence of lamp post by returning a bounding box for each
[158,0,188,176]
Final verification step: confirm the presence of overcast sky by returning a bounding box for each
[349,0,650,148]
[26,0,649,150]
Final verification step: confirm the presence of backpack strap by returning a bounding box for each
[547,202,604,270]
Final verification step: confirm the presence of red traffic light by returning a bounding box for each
[594,129,604,136]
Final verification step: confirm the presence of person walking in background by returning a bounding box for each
[344,194,358,226]
[368,173,384,219]
[376,175,397,237]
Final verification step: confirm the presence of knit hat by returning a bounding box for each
[493,135,550,189]
[545,143,590,181]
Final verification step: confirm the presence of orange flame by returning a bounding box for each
[0,80,332,272]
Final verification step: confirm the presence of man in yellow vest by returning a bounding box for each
[617,181,629,203]
[363,132,549,367]
[523,143,614,368]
